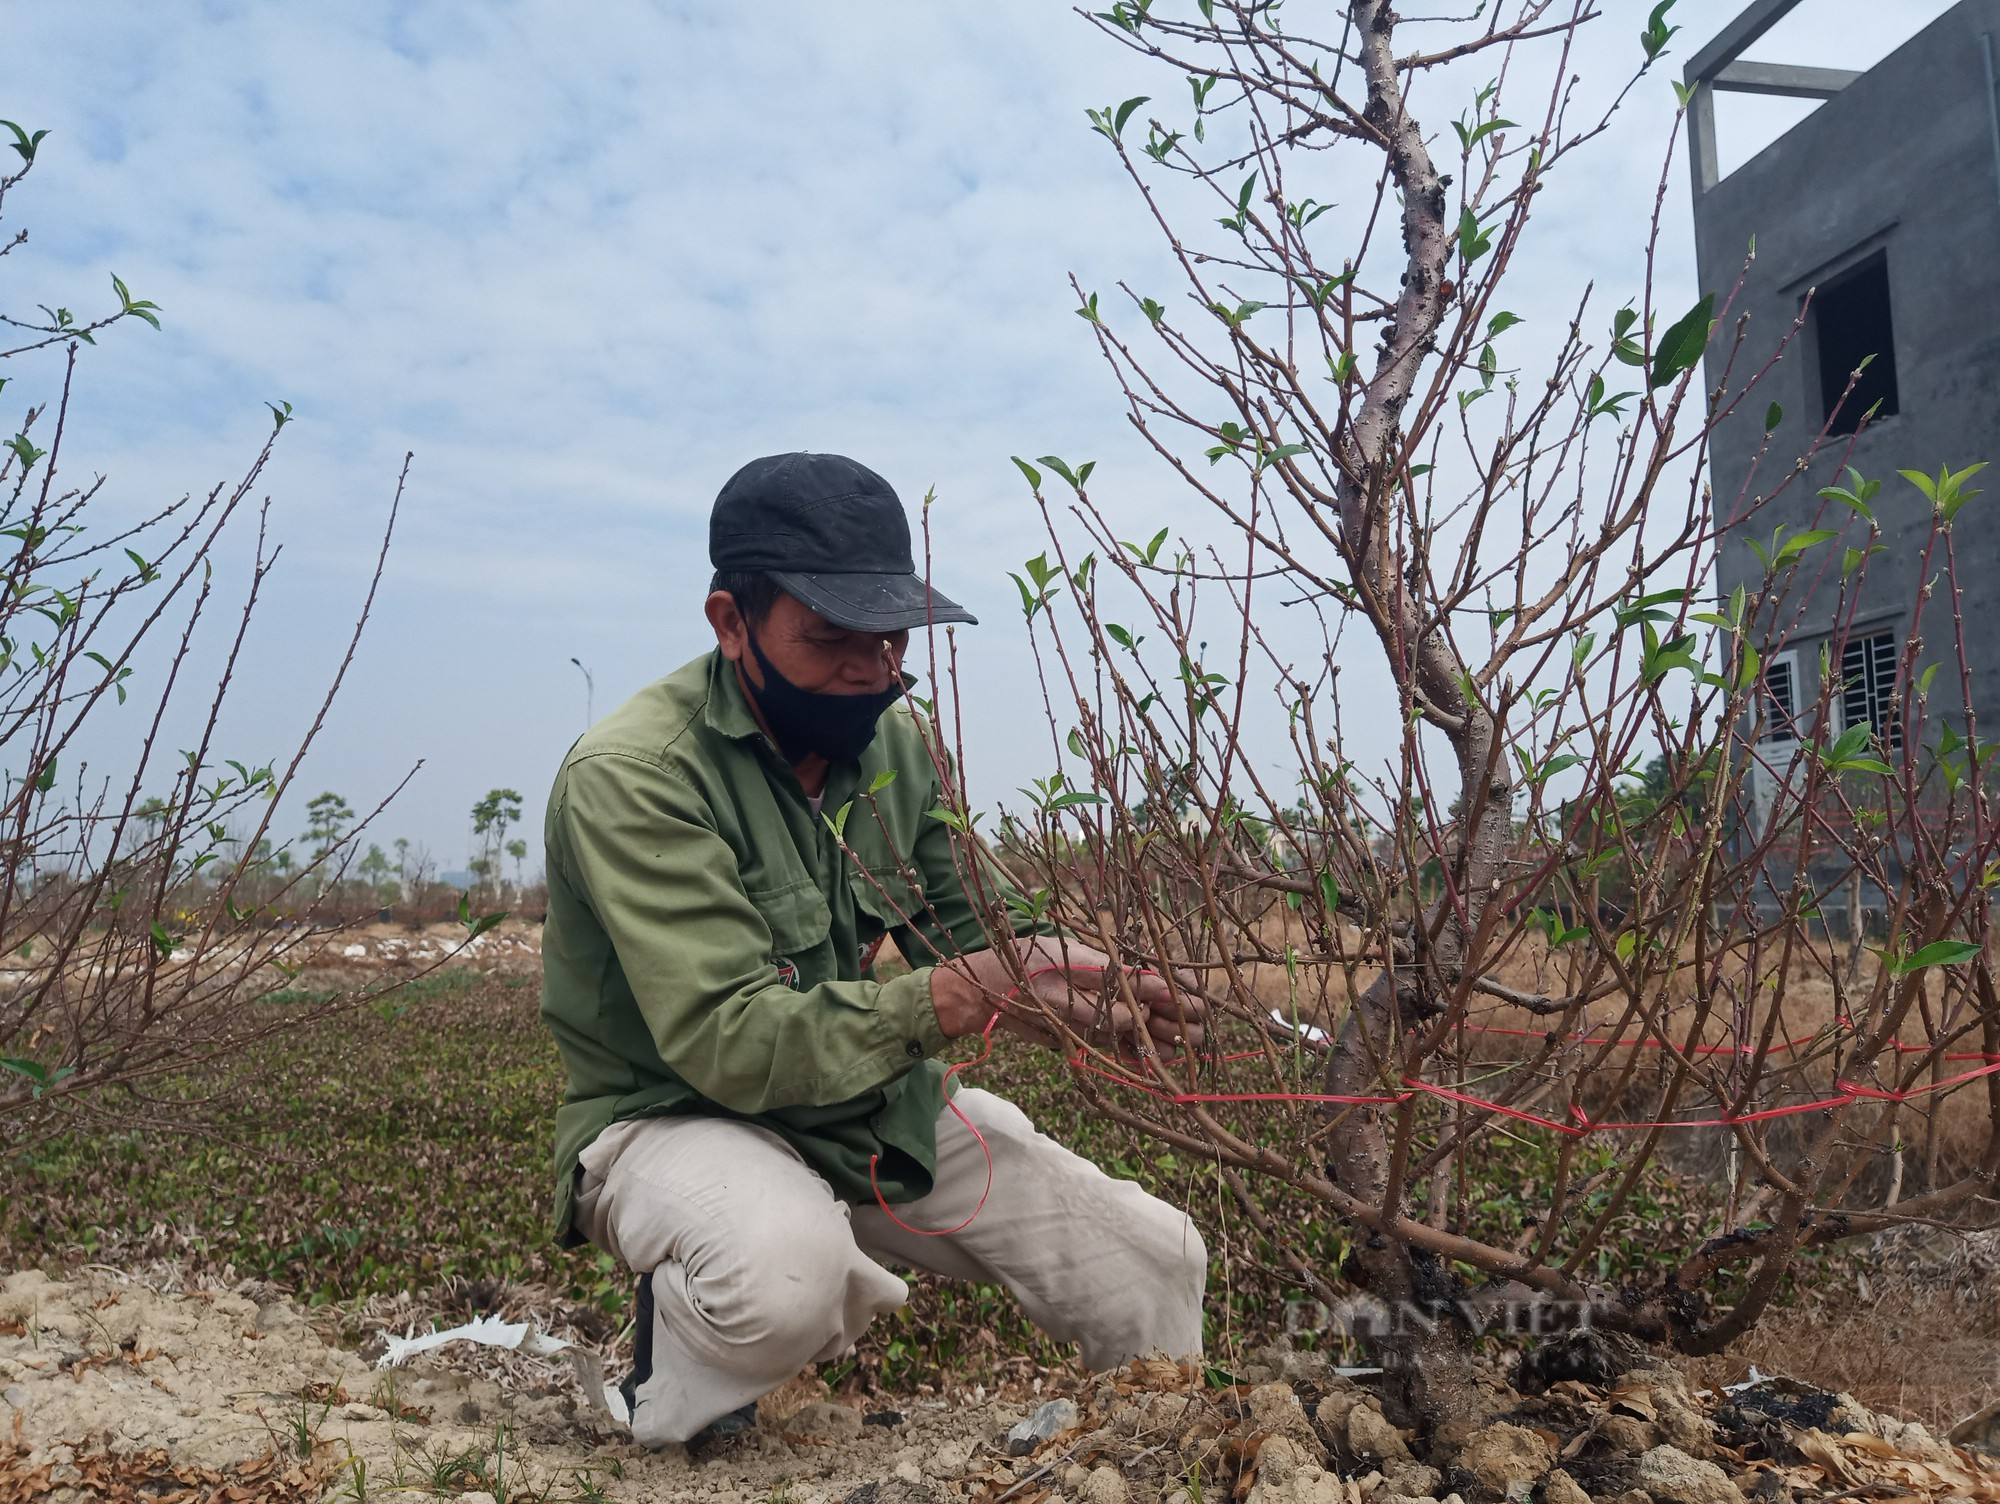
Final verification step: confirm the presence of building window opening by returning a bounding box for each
[1814,255,1900,435]
[1839,630,1903,750]
[1760,652,1799,744]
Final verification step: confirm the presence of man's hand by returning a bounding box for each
[930,936,1207,1059]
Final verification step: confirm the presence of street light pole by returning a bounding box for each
[569,657,594,728]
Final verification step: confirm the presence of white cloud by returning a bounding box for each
[0,0,1959,865]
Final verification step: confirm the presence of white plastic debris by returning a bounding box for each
[1698,1364,1773,1400]
[1268,1008,1329,1043]
[1722,1365,1771,1395]
[375,1314,631,1431]
[375,1312,572,1368]
[343,944,368,958]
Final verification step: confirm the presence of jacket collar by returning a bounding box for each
[703,649,768,743]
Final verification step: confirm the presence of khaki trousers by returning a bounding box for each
[573,1087,1207,1446]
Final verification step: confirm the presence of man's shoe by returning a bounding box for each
[687,1401,759,1452]
[618,1272,759,1450]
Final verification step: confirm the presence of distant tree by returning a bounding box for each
[357,842,393,899]
[393,837,411,890]
[302,791,354,868]
[506,838,528,888]
[469,789,523,896]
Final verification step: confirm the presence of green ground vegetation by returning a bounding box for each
[2,969,1732,1392]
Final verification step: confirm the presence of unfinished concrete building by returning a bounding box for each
[1688,0,2000,922]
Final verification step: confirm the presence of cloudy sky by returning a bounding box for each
[0,0,1957,876]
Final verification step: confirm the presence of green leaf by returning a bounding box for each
[1888,939,1983,975]
[110,273,162,329]
[1298,271,1353,310]
[1285,198,1333,230]
[1141,297,1166,325]
[1735,640,1761,692]
[1010,456,1044,492]
[1048,790,1104,811]
[1086,96,1150,143]
[1036,455,1096,493]
[824,801,853,838]
[1075,291,1103,325]
[1817,467,1881,523]
[867,769,898,795]
[1216,173,1258,233]
[1612,587,1689,629]
[150,921,181,959]
[267,399,294,430]
[1649,293,1715,389]
[1209,299,1267,329]
[462,909,509,941]
[33,757,55,794]
[1640,0,1680,60]
[1763,401,1782,432]
[1457,205,1494,263]
[1485,311,1521,338]
[1585,372,1637,421]
[1902,461,1987,522]
[0,120,49,165]
[1774,528,1839,564]
[1452,115,1516,154]
[1118,526,1170,566]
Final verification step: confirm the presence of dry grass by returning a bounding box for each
[1680,1228,2000,1432]
[1226,910,1993,1187]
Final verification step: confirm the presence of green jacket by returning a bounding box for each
[540,650,1004,1246]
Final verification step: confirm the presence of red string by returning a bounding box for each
[1837,1058,2000,1101]
[1439,1023,2000,1062]
[868,1011,1001,1237]
[868,958,1200,1234]
[1077,1038,2000,1138]
[877,958,2000,1223]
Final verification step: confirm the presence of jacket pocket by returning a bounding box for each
[847,865,922,929]
[745,879,832,957]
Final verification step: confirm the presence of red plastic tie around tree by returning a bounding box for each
[868,1011,1001,1238]
[866,960,1149,1236]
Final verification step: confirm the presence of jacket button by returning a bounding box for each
[905,1039,925,1059]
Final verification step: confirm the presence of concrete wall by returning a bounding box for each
[1695,0,2000,740]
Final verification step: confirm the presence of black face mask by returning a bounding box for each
[742,626,904,765]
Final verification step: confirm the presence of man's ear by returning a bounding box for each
[705,590,748,664]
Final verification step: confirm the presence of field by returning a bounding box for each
[2,929,1996,1437]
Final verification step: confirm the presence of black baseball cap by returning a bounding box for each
[708,452,978,632]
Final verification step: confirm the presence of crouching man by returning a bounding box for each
[540,452,1209,1449]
